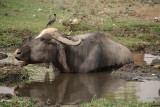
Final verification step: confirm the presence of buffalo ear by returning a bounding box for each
[57,43,70,72]
[40,33,52,42]
[40,34,57,45]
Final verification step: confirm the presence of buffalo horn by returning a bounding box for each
[52,32,81,46]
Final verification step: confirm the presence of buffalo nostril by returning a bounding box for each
[17,51,21,55]
[16,50,21,55]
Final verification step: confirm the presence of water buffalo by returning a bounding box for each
[14,28,133,72]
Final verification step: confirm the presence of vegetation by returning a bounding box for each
[0,65,29,85]
[80,98,160,107]
[0,96,38,107]
[0,33,22,48]
[0,0,159,51]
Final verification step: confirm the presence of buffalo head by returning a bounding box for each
[14,28,81,67]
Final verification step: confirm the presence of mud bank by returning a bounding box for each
[113,53,160,81]
[0,63,29,86]
[113,63,160,81]
[0,52,29,85]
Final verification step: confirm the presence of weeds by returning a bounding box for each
[80,97,160,107]
[0,33,22,48]
[0,96,38,107]
[0,65,29,85]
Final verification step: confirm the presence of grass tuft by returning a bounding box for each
[80,98,160,107]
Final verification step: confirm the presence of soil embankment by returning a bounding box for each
[113,63,160,81]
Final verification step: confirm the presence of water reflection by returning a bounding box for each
[0,86,14,95]
[14,72,126,105]
[14,72,160,105]
[110,80,160,102]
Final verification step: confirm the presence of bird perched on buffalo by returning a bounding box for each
[46,14,56,28]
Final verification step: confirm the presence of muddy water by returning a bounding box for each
[0,53,160,105]
[0,53,19,64]
[0,86,14,95]
[13,73,160,105]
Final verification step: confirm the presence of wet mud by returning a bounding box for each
[113,53,160,81]
[0,63,29,86]
[113,63,160,81]
[0,53,29,86]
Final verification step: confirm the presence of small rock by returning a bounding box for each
[33,15,36,17]
[150,58,160,69]
[15,9,19,12]
[152,74,156,76]
[4,13,8,16]
[38,8,42,11]
[112,24,118,28]
[71,19,80,24]
[154,17,160,22]
[0,53,8,60]
[0,93,13,99]
[59,19,63,23]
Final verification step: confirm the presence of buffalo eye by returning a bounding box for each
[40,37,45,41]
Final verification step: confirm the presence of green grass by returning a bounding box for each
[1,97,160,107]
[0,0,160,50]
[0,0,65,32]
[0,33,22,48]
[80,98,160,107]
[0,67,29,85]
[0,96,37,107]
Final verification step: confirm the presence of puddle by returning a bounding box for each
[0,86,14,95]
[11,72,160,105]
[111,80,160,102]
[0,53,19,65]
[25,65,54,82]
